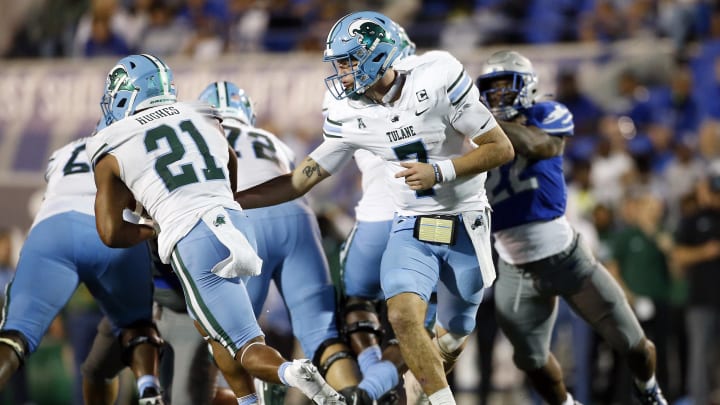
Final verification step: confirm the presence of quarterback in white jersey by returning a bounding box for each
[89,54,344,405]
[0,136,165,403]
[236,11,514,404]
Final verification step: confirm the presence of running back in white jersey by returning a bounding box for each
[87,101,240,262]
[32,137,96,228]
[222,118,295,191]
[312,51,498,216]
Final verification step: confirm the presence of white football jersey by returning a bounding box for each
[222,118,295,191]
[32,137,96,228]
[323,91,395,222]
[311,51,497,216]
[87,102,240,263]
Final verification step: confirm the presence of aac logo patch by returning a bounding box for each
[213,215,226,227]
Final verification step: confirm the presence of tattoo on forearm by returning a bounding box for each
[302,161,322,178]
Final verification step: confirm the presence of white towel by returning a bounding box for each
[201,207,262,278]
[461,209,496,286]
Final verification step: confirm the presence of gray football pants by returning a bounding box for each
[494,233,645,370]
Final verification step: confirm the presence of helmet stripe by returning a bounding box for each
[140,54,171,94]
[217,81,228,109]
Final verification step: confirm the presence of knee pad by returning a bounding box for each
[312,337,354,378]
[343,300,384,341]
[0,330,28,366]
[120,320,164,366]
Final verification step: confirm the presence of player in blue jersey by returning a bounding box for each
[476,50,667,405]
[0,136,165,405]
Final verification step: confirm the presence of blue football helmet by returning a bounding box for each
[198,81,256,126]
[476,50,539,120]
[395,22,416,58]
[323,11,403,100]
[100,53,177,126]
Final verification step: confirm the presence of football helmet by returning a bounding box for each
[323,11,403,100]
[476,50,538,120]
[198,81,256,126]
[100,53,177,126]
[395,22,416,58]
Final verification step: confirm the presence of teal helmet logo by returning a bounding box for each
[349,19,395,48]
[106,66,135,94]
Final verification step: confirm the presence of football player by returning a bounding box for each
[88,53,344,405]
[236,11,514,405]
[0,135,164,404]
[477,50,667,405]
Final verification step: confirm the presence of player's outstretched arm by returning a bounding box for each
[94,155,156,247]
[498,119,564,159]
[235,156,331,209]
[458,125,515,175]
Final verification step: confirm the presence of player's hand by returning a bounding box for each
[395,162,436,190]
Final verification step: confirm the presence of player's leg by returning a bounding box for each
[245,207,361,400]
[85,235,164,403]
[494,258,572,405]
[382,216,452,401]
[340,220,403,403]
[171,210,342,404]
[81,317,124,405]
[559,235,666,404]
[0,215,81,388]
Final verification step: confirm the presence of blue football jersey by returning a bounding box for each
[486,101,574,231]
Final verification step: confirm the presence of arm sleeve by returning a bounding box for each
[309,138,356,175]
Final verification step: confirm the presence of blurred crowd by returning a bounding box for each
[1,0,719,60]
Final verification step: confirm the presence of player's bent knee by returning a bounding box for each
[120,320,164,366]
[343,299,384,341]
[312,337,354,378]
[0,330,29,366]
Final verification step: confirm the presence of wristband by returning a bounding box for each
[435,159,456,183]
[431,163,442,184]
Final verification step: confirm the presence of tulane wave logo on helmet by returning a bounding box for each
[348,19,395,48]
[106,67,135,93]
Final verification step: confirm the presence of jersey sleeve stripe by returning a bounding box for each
[323,117,343,138]
[89,142,109,165]
[447,71,464,93]
[448,72,472,105]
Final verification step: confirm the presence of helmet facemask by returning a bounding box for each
[323,12,401,100]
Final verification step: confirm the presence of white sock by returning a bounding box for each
[428,386,455,405]
[635,375,657,390]
[562,393,575,405]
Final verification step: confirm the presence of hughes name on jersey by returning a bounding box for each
[87,101,240,263]
[313,51,498,216]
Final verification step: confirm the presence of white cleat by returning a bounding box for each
[287,359,346,404]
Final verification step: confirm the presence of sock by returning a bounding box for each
[238,393,258,405]
[635,375,657,390]
[357,345,382,374]
[358,360,398,400]
[428,386,455,405]
[278,361,293,386]
[562,393,575,405]
[136,374,159,396]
